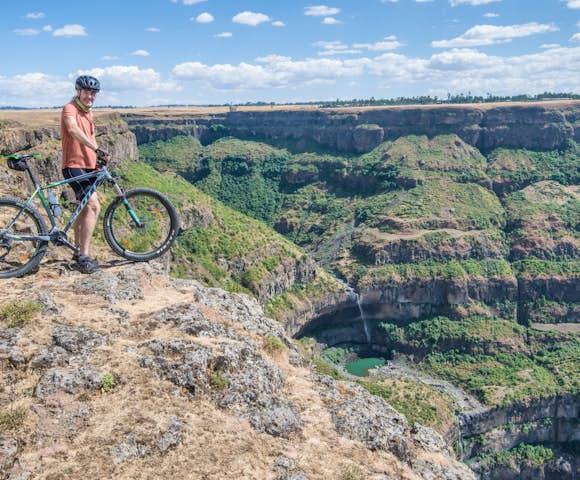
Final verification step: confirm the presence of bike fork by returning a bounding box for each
[113,184,143,228]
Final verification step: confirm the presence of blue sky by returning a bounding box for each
[1,0,579,107]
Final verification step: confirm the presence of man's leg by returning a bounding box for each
[74,192,100,256]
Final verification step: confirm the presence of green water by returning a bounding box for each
[345,357,386,377]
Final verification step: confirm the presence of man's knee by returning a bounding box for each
[87,195,101,215]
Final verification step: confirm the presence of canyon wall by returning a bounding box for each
[123,101,580,154]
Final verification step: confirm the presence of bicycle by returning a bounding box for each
[0,153,180,278]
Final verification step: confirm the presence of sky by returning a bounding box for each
[1,0,579,107]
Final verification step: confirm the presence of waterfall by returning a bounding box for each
[330,275,372,346]
[356,293,372,346]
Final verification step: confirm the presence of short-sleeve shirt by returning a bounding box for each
[61,101,97,170]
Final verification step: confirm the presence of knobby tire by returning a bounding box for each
[103,188,179,261]
[0,197,48,278]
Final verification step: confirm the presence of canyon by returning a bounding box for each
[0,101,578,479]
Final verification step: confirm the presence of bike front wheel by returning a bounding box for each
[103,188,180,261]
[0,197,48,278]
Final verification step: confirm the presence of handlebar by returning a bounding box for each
[7,153,41,161]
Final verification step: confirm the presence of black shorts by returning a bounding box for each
[62,168,98,201]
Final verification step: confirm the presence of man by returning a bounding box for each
[61,75,111,274]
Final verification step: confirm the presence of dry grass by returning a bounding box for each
[0,259,435,480]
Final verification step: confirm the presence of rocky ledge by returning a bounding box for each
[122,101,580,154]
[0,259,474,480]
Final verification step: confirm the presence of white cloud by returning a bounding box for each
[381,0,399,2]
[42,25,53,32]
[272,21,286,27]
[305,5,341,16]
[170,44,580,98]
[232,11,271,26]
[416,0,434,3]
[322,17,341,25]
[173,56,367,90]
[174,0,208,4]
[26,12,45,19]
[131,50,151,56]
[53,24,88,37]
[540,44,560,49]
[146,27,160,32]
[14,28,40,36]
[195,12,214,23]
[483,12,498,17]
[566,0,580,8]
[102,55,120,61]
[353,36,402,51]
[215,32,233,38]
[571,33,580,42]
[314,40,361,56]
[450,0,500,5]
[432,23,558,48]
[0,73,71,107]
[77,66,178,92]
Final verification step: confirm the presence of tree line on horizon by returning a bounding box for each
[1,91,578,111]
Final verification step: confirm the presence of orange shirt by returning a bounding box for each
[60,101,97,169]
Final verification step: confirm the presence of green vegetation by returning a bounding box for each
[355,179,505,231]
[264,272,344,321]
[135,131,578,416]
[472,443,554,469]
[379,316,525,353]
[262,334,286,356]
[504,180,579,245]
[487,143,580,192]
[312,356,344,380]
[422,329,579,406]
[357,258,513,286]
[513,258,580,277]
[114,161,308,295]
[209,370,229,390]
[139,135,202,172]
[359,377,456,431]
[100,372,116,393]
[0,301,41,328]
[0,407,26,432]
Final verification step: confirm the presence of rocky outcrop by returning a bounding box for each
[459,394,580,480]
[123,101,580,154]
[459,394,580,458]
[354,228,508,265]
[0,263,474,480]
[0,112,138,189]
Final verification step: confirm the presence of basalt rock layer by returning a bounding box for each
[123,101,580,154]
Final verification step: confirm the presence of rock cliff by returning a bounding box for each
[123,101,580,154]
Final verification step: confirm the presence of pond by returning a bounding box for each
[345,357,386,377]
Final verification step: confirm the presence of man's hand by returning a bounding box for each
[95,148,112,163]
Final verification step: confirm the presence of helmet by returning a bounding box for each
[75,75,101,91]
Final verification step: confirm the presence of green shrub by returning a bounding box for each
[312,357,344,380]
[263,334,286,356]
[0,301,41,328]
[0,407,27,432]
[210,370,229,390]
[100,372,116,393]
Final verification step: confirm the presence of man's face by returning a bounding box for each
[78,88,98,107]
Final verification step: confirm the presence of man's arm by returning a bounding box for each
[63,116,99,152]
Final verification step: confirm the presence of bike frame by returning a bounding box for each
[5,164,141,253]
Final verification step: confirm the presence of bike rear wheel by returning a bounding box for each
[0,197,48,278]
[103,188,179,261]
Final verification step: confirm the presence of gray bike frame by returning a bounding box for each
[5,165,136,252]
